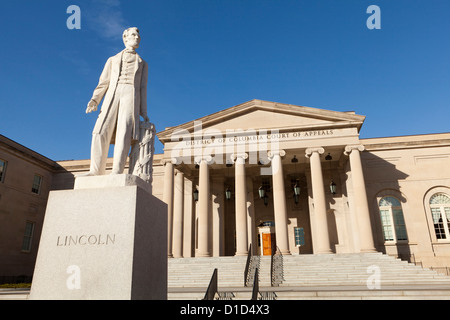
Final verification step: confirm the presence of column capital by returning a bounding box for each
[344,144,365,155]
[174,169,184,176]
[194,155,213,165]
[161,158,177,165]
[267,149,286,159]
[305,147,325,158]
[230,152,248,162]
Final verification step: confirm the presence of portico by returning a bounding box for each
[157,100,377,257]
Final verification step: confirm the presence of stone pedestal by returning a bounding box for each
[29,174,167,300]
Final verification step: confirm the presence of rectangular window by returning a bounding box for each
[393,209,408,241]
[294,227,305,247]
[431,207,446,239]
[22,221,35,252]
[31,174,42,194]
[0,159,6,182]
[380,209,394,241]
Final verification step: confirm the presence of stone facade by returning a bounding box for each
[1,99,449,279]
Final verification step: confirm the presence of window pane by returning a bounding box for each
[0,159,6,182]
[430,193,450,205]
[22,222,35,251]
[393,209,408,240]
[379,196,401,207]
[294,227,305,246]
[431,207,441,224]
[379,196,408,242]
[379,209,394,241]
[445,207,450,221]
[32,175,42,194]
[431,206,449,240]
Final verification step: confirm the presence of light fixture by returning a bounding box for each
[293,179,300,196]
[258,185,265,199]
[225,187,232,200]
[325,153,337,195]
[193,188,199,202]
[291,155,298,163]
[330,180,337,195]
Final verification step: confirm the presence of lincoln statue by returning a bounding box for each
[85,27,149,175]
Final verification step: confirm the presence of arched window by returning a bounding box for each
[430,193,450,240]
[378,196,408,242]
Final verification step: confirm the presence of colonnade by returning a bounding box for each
[162,145,376,258]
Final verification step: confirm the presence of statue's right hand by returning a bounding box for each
[86,100,98,113]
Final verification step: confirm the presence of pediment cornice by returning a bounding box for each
[157,99,365,142]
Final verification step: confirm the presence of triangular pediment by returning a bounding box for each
[157,99,365,142]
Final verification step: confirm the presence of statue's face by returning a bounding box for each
[124,29,140,49]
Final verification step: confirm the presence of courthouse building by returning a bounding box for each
[1,99,450,278]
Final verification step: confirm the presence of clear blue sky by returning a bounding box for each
[1,0,449,161]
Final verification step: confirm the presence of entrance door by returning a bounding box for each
[262,233,276,255]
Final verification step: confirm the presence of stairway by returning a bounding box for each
[168,253,450,300]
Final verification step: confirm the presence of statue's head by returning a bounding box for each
[123,27,140,49]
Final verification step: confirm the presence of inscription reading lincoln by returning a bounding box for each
[57,234,116,246]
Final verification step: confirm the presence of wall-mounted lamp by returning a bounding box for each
[258,185,265,199]
[325,153,337,195]
[193,188,199,201]
[225,187,232,200]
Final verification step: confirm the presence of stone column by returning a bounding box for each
[162,159,174,258]
[172,170,184,258]
[246,177,257,255]
[196,156,212,257]
[305,147,332,254]
[344,145,376,252]
[183,177,194,257]
[211,175,225,257]
[268,149,290,255]
[232,153,249,256]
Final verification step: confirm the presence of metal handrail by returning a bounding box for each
[203,268,218,300]
[270,246,284,287]
[244,244,252,286]
[251,268,259,300]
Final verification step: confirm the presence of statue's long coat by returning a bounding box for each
[90,49,148,143]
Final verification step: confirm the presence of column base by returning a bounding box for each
[196,253,211,257]
[315,249,333,254]
[360,248,378,253]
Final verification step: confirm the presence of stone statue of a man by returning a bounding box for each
[85,27,149,175]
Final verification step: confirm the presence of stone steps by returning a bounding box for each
[4,253,449,300]
[167,253,450,300]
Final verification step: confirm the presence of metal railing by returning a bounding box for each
[251,268,259,300]
[431,267,450,276]
[244,244,252,286]
[251,266,277,300]
[244,244,260,287]
[270,246,284,287]
[392,253,450,276]
[203,268,218,300]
